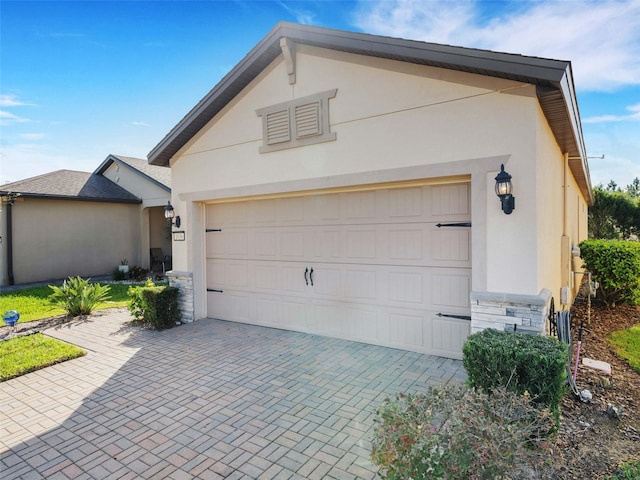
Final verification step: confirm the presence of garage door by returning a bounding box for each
[205,183,471,359]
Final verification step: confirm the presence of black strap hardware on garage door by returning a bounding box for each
[436,222,471,228]
[437,312,472,321]
[206,228,222,232]
[207,289,223,293]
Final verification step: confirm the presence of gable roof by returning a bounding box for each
[95,154,171,190]
[0,170,142,203]
[148,21,591,202]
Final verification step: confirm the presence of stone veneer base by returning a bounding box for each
[166,271,195,323]
[470,289,552,335]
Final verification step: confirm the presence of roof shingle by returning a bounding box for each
[95,155,171,189]
[0,170,141,203]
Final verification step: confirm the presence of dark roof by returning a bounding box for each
[148,21,591,202]
[94,154,171,190]
[0,170,142,203]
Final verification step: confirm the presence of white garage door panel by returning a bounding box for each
[207,288,468,358]
[205,186,469,229]
[206,183,471,358]
[207,292,250,323]
[387,312,424,347]
[206,224,470,268]
[431,317,471,358]
[207,259,470,311]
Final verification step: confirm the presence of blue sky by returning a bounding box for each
[1,0,639,188]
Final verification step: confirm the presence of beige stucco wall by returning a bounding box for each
[166,45,587,319]
[101,163,171,269]
[101,163,169,208]
[2,198,141,285]
[175,47,537,194]
[534,104,589,305]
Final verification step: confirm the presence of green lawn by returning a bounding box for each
[0,281,147,382]
[0,334,85,381]
[0,283,133,323]
[606,459,640,480]
[610,324,640,372]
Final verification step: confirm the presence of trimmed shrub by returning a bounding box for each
[142,286,179,329]
[49,276,111,316]
[463,329,568,416]
[128,280,179,329]
[579,239,640,307]
[371,384,554,480]
[127,279,154,322]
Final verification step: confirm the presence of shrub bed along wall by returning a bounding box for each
[578,239,640,307]
[463,328,568,417]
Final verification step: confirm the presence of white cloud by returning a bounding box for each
[354,0,640,92]
[584,103,640,123]
[0,94,35,107]
[0,94,36,125]
[130,121,151,127]
[19,133,46,140]
[48,32,86,39]
[278,1,316,24]
[0,110,30,125]
[354,0,477,44]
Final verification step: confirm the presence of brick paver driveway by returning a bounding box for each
[0,309,466,479]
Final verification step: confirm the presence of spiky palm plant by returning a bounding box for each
[49,276,111,316]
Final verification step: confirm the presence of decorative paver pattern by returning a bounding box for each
[0,309,466,479]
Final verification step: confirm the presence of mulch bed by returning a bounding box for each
[0,315,74,342]
[544,299,640,479]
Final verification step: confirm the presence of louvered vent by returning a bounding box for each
[266,109,290,144]
[295,102,320,138]
[256,89,336,153]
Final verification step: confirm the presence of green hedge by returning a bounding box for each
[141,286,179,329]
[579,239,640,307]
[463,329,568,417]
[128,283,180,329]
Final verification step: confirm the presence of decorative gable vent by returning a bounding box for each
[265,109,291,145]
[257,89,336,153]
[294,102,320,137]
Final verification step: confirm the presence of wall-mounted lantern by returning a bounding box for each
[164,201,181,228]
[495,164,515,215]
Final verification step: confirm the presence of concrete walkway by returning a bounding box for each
[0,309,466,479]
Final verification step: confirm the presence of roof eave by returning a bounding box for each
[147,22,592,205]
[148,23,286,166]
[0,191,142,204]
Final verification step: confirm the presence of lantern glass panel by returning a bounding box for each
[164,203,175,220]
[496,180,512,197]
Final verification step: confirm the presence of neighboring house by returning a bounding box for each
[148,22,592,359]
[0,154,171,286]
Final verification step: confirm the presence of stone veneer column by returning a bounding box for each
[470,289,552,335]
[167,271,195,323]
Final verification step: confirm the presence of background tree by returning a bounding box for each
[589,180,640,239]
[627,177,640,198]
